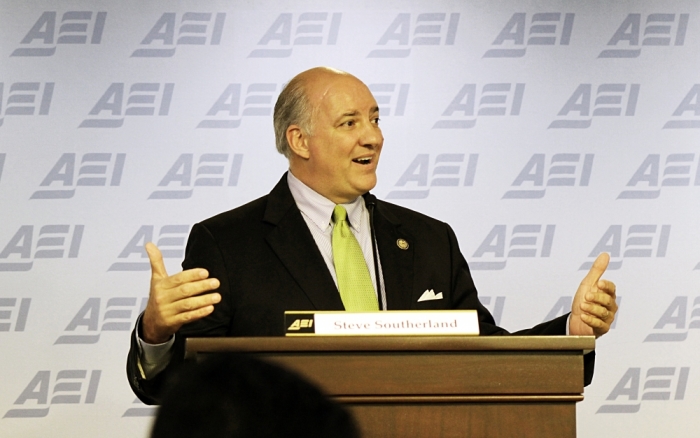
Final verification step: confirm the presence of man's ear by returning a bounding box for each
[286,125,310,159]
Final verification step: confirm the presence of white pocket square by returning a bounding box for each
[417,289,443,302]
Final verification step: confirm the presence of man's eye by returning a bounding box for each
[373,117,381,125]
[343,120,355,127]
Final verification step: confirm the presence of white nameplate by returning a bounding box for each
[284,310,479,336]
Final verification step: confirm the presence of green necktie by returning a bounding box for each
[332,205,379,311]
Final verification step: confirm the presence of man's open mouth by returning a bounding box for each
[352,157,372,165]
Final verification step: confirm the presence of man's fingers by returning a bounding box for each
[170,305,216,326]
[143,286,220,343]
[597,279,616,296]
[159,268,214,290]
[146,243,168,279]
[581,252,610,287]
[156,293,221,328]
[585,289,616,308]
[580,313,606,329]
[581,301,611,320]
[173,278,220,301]
[172,293,221,315]
[153,278,220,306]
[571,263,617,338]
[144,241,222,343]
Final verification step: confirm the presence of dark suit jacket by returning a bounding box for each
[127,173,594,404]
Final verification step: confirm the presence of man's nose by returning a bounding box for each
[360,123,383,148]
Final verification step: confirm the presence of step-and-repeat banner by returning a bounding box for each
[2,1,699,436]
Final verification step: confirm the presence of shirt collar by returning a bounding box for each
[286,171,366,232]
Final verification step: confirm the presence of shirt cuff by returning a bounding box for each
[135,314,175,379]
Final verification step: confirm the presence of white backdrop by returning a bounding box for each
[1,1,699,436]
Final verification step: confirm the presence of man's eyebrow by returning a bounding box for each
[340,106,379,117]
[335,107,380,121]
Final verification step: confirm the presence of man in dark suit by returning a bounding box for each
[127,67,618,404]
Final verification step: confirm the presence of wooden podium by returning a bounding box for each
[185,336,594,438]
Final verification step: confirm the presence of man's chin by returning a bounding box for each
[356,176,377,194]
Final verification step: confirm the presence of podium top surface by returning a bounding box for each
[186,335,594,356]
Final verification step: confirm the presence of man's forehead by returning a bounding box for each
[314,78,378,113]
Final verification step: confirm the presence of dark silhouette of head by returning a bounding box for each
[151,353,360,438]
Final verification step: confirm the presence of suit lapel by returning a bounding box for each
[263,175,345,311]
[372,200,415,310]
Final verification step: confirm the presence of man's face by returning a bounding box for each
[301,75,383,204]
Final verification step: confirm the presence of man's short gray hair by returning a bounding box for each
[273,77,313,158]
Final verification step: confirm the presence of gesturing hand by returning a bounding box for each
[141,242,221,344]
[569,252,618,338]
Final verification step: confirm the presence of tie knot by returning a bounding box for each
[332,205,348,223]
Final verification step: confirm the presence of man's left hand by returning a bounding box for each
[569,252,618,337]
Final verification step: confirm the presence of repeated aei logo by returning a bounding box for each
[503,154,594,199]
[598,13,689,58]
[108,225,189,271]
[579,225,670,270]
[30,153,125,199]
[470,224,555,270]
[0,82,54,127]
[148,154,243,199]
[597,367,690,413]
[369,84,410,116]
[132,12,225,57]
[0,298,31,332]
[11,11,106,56]
[644,296,700,342]
[0,153,5,183]
[433,83,524,129]
[79,83,174,128]
[54,297,147,344]
[617,153,700,199]
[4,370,101,418]
[197,82,406,127]
[368,13,459,58]
[248,13,341,58]
[663,84,700,129]
[197,84,278,129]
[0,225,84,272]
[484,12,574,58]
[549,83,639,128]
[543,297,573,322]
[385,154,478,199]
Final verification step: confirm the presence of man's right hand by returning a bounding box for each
[141,242,221,344]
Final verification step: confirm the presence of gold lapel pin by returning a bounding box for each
[396,239,409,250]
